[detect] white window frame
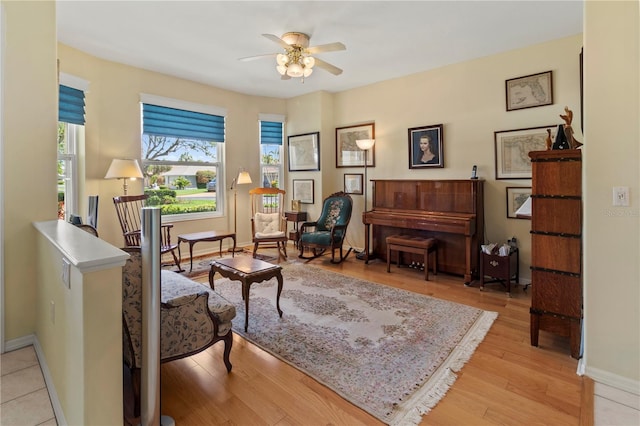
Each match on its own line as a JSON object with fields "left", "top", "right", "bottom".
{"left": 259, "top": 115, "right": 285, "bottom": 191}
{"left": 57, "top": 123, "right": 81, "bottom": 220}
{"left": 140, "top": 94, "right": 227, "bottom": 222}
{"left": 58, "top": 73, "right": 88, "bottom": 223}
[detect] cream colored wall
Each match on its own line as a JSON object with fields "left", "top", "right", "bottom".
{"left": 583, "top": 1, "right": 639, "bottom": 388}
{"left": 2, "top": 0, "right": 58, "bottom": 340}
{"left": 57, "top": 44, "right": 287, "bottom": 254}
{"left": 285, "top": 91, "right": 327, "bottom": 221}
{"left": 35, "top": 224, "right": 124, "bottom": 425}
{"left": 289, "top": 35, "right": 584, "bottom": 274}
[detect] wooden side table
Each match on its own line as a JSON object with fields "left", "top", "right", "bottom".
{"left": 479, "top": 248, "right": 520, "bottom": 296}
{"left": 178, "top": 231, "right": 236, "bottom": 272}
{"left": 209, "top": 257, "right": 283, "bottom": 332}
{"left": 284, "top": 211, "right": 307, "bottom": 248}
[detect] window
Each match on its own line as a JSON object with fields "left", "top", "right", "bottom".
{"left": 58, "top": 83, "right": 86, "bottom": 221}
{"left": 140, "top": 95, "right": 226, "bottom": 220}
{"left": 259, "top": 118, "right": 284, "bottom": 190}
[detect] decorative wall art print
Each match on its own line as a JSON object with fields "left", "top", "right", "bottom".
{"left": 288, "top": 132, "right": 320, "bottom": 172}
{"left": 335, "top": 123, "right": 375, "bottom": 168}
{"left": 344, "top": 173, "right": 363, "bottom": 195}
{"left": 292, "top": 179, "right": 314, "bottom": 204}
{"left": 408, "top": 124, "right": 444, "bottom": 169}
{"left": 505, "top": 70, "right": 553, "bottom": 111}
{"left": 506, "top": 187, "right": 532, "bottom": 219}
{"left": 494, "top": 125, "right": 557, "bottom": 179}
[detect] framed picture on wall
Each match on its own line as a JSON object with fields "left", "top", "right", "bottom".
{"left": 293, "top": 179, "right": 314, "bottom": 204}
{"left": 505, "top": 70, "right": 553, "bottom": 111}
{"left": 494, "top": 125, "right": 557, "bottom": 179}
{"left": 344, "top": 173, "right": 363, "bottom": 195}
{"left": 335, "top": 123, "right": 375, "bottom": 168}
{"left": 408, "top": 124, "right": 444, "bottom": 169}
{"left": 506, "top": 187, "right": 532, "bottom": 219}
{"left": 288, "top": 132, "right": 320, "bottom": 172}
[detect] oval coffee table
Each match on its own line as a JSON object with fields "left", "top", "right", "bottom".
{"left": 209, "top": 257, "right": 283, "bottom": 332}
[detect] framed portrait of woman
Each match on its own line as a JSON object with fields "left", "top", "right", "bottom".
{"left": 408, "top": 124, "right": 444, "bottom": 169}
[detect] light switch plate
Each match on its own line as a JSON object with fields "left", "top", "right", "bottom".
{"left": 613, "top": 186, "right": 630, "bottom": 206}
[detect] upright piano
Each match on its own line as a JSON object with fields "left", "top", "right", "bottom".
{"left": 363, "top": 179, "right": 484, "bottom": 284}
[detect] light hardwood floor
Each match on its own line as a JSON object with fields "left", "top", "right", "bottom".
{"left": 155, "top": 250, "right": 589, "bottom": 426}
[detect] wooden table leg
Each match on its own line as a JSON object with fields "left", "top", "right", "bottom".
{"left": 275, "top": 272, "right": 283, "bottom": 318}
{"left": 242, "top": 281, "right": 250, "bottom": 332}
{"left": 208, "top": 267, "right": 216, "bottom": 290}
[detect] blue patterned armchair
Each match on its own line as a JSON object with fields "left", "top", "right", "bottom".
{"left": 121, "top": 247, "right": 236, "bottom": 419}
{"left": 298, "top": 191, "right": 353, "bottom": 264}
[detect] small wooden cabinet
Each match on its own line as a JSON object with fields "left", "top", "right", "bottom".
{"left": 529, "top": 149, "right": 582, "bottom": 358}
{"left": 285, "top": 211, "right": 307, "bottom": 247}
{"left": 480, "top": 248, "right": 519, "bottom": 296}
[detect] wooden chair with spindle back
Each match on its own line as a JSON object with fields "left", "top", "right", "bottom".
{"left": 112, "top": 194, "right": 183, "bottom": 271}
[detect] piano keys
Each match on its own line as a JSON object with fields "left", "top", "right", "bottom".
{"left": 362, "top": 179, "right": 484, "bottom": 284}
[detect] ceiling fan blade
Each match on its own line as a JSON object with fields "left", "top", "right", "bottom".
{"left": 306, "top": 42, "right": 346, "bottom": 55}
{"left": 314, "top": 58, "right": 343, "bottom": 76}
{"left": 262, "top": 33, "right": 291, "bottom": 50}
{"left": 239, "top": 53, "right": 277, "bottom": 62}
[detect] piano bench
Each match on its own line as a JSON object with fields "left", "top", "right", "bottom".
{"left": 386, "top": 235, "right": 438, "bottom": 281}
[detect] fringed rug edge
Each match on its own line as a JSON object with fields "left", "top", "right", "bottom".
{"left": 388, "top": 310, "right": 499, "bottom": 426}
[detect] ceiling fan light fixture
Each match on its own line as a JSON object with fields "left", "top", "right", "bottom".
{"left": 303, "top": 67, "right": 313, "bottom": 77}
{"left": 287, "top": 62, "right": 303, "bottom": 77}
{"left": 276, "top": 53, "right": 289, "bottom": 66}
{"left": 276, "top": 64, "right": 287, "bottom": 75}
{"left": 303, "top": 56, "right": 315, "bottom": 68}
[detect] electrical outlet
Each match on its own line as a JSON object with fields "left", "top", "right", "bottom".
{"left": 613, "top": 186, "right": 630, "bottom": 206}
{"left": 62, "top": 258, "right": 71, "bottom": 288}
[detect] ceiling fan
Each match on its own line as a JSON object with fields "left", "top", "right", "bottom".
{"left": 240, "top": 32, "right": 346, "bottom": 80}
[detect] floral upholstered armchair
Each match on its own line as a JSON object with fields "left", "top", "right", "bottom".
{"left": 121, "top": 247, "right": 236, "bottom": 418}
{"left": 298, "top": 191, "right": 353, "bottom": 264}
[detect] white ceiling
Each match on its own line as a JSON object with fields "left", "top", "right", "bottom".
{"left": 56, "top": 1, "right": 583, "bottom": 100}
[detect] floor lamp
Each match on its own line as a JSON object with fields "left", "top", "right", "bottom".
{"left": 104, "top": 158, "right": 144, "bottom": 195}
{"left": 230, "top": 169, "right": 252, "bottom": 252}
{"left": 355, "top": 139, "right": 375, "bottom": 260}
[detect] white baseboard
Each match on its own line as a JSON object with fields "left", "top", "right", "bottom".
{"left": 586, "top": 365, "right": 640, "bottom": 396}
{"left": 32, "top": 338, "right": 67, "bottom": 426}
{"left": 4, "top": 334, "right": 35, "bottom": 352}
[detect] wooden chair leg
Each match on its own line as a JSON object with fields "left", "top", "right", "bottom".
{"left": 170, "top": 249, "right": 184, "bottom": 272}
{"left": 222, "top": 332, "right": 233, "bottom": 372}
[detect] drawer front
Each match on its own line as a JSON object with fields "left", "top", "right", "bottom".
{"left": 532, "top": 160, "right": 581, "bottom": 196}
{"left": 531, "top": 270, "right": 582, "bottom": 318}
{"left": 482, "top": 253, "right": 516, "bottom": 277}
{"left": 532, "top": 198, "right": 581, "bottom": 235}
{"left": 531, "top": 234, "right": 581, "bottom": 274}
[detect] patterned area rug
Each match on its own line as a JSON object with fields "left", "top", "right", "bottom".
{"left": 208, "top": 262, "right": 498, "bottom": 425}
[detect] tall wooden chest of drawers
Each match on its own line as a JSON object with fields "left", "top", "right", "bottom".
{"left": 529, "top": 149, "right": 582, "bottom": 358}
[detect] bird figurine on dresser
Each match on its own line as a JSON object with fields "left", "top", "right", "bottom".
{"left": 545, "top": 128, "right": 553, "bottom": 150}
{"left": 559, "top": 106, "right": 583, "bottom": 149}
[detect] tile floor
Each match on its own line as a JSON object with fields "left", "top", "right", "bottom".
{"left": 595, "top": 382, "right": 640, "bottom": 426}
{"left": 1, "top": 346, "right": 57, "bottom": 426}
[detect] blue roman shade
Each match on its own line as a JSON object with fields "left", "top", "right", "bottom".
{"left": 260, "top": 121, "right": 283, "bottom": 145}
{"left": 142, "top": 103, "right": 225, "bottom": 142}
{"left": 59, "top": 85, "right": 85, "bottom": 125}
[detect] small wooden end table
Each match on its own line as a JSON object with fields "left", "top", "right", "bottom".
{"left": 479, "top": 248, "right": 520, "bottom": 296}
{"left": 178, "top": 231, "right": 236, "bottom": 272}
{"left": 284, "top": 211, "right": 308, "bottom": 248}
{"left": 209, "top": 257, "right": 283, "bottom": 332}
